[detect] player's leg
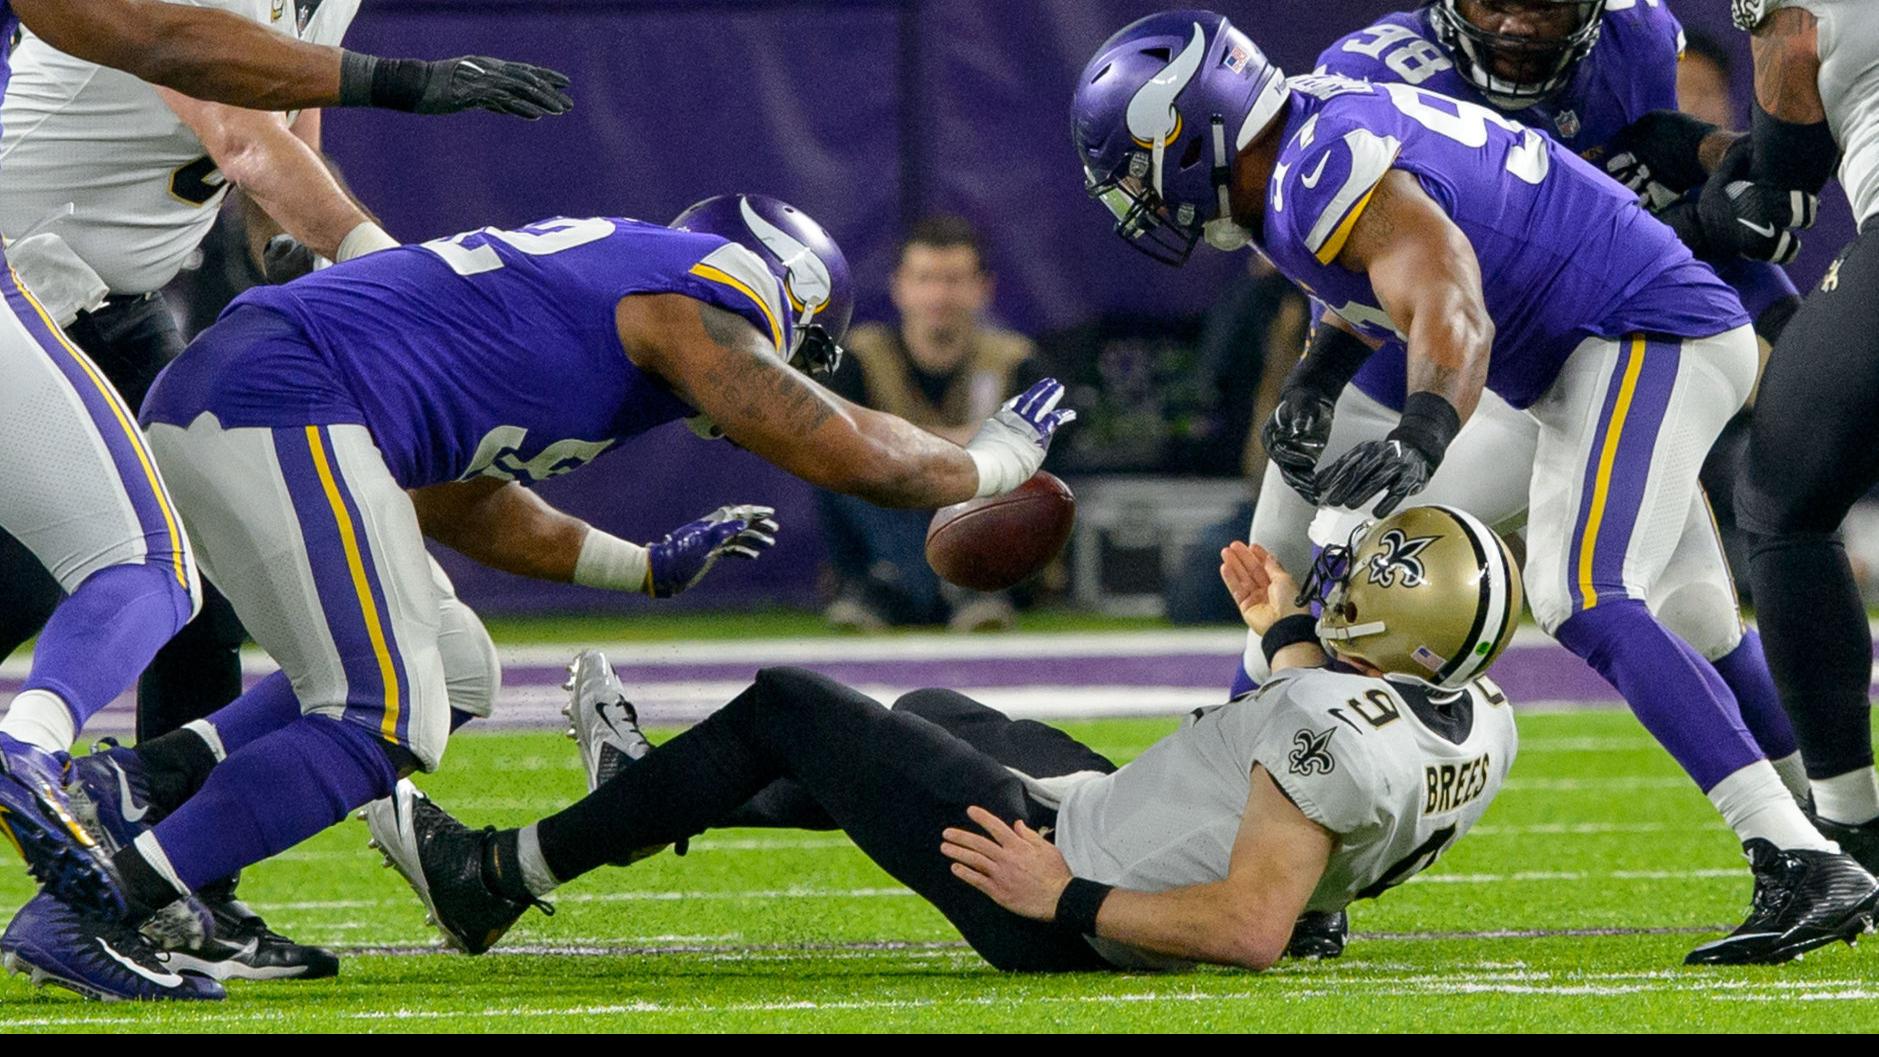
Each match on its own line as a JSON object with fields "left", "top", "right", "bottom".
{"left": 1737, "top": 223, "right": 1879, "bottom": 846}
{"left": 1650, "top": 492, "right": 1806, "bottom": 800}
{"left": 106, "top": 418, "right": 450, "bottom": 925}
{"left": 472, "top": 667, "right": 1104, "bottom": 970}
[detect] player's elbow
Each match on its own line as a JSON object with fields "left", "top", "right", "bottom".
{"left": 1217, "top": 907, "right": 1290, "bottom": 972}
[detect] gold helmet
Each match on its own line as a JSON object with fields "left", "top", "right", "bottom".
{"left": 1300, "top": 505, "right": 1523, "bottom": 692}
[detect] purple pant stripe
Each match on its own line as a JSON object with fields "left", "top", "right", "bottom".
{"left": 1567, "top": 343, "right": 1632, "bottom": 611}
{"left": 1587, "top": 336, "right": 1681, "bottom": 599}
{"left": 0, "top": 267, "right": 184, "bottom": 573}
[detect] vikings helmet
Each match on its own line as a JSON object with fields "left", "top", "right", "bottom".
{"left": 1071, "top": 10, "right": 1290, "bottom": 266}
{"left": 1427, "top": 0, "right": 1607, "bottom": 105}
{"left": 1300, "top": 506, "right": 1523, "bottom": 692}
{"left": 669, "top": 194, "right": 853, "bottom": 379}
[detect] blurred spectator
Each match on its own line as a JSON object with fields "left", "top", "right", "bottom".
{"left": 819, "top": 215, "right": 1036, "bottom": 631}
{"left": 1677, "top": 30, "right": 1737, "bottom": 129}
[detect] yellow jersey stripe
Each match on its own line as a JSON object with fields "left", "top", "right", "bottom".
{"left": 1313, "top": 182, "right": 1383, "bottom": 266}
{"left": 1576, "top": 335, "right": 1648, "bottom": 610}
{"left": 689, "top": 263, "right": 785, "bottom": 352}
{"left": 10, "top": 269, "right": 188, "bottom": 590}
{"left": 304, "top": 426, "right": 402, "bottom": 741}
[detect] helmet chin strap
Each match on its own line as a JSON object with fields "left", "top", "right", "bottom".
{"left": 1202, "top": 116, "right": 1253, "bottom": 251}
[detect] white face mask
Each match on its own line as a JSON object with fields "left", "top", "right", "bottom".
{"left": 1202, "top": 216, "right": 1254, "bottom": 252}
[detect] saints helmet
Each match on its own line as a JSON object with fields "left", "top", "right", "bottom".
{"left": 1300, "top": 505, "right": 1523, "bottom": 692}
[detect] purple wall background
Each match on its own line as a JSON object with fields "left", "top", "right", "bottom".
{"left": 320, "top": 0, "right": 1852, "bottom": 614}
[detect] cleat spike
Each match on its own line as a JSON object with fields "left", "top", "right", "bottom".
{"left": 367, "top": 839, "right": 380, "bottom": 851}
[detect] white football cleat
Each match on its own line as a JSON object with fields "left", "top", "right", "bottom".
{"left": 562, "top": 649, "right": 652, "bottom": 793}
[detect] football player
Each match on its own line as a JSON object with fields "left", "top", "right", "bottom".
{"left": 1238, "top": 0, "right": 1807, "bottom": 825}
{"left": 0, "top": 0, "right": 417, "bottom": 985}
{"left": 0, "top": 195, "right": 1075, "bottom": 1000}
{"left": 1071, "top": 11, "right": 1877, "bottom": 964}
{"left": 364, "top": 506, "right": 1522, "bottom": 973}
{"left": 1609, "top": 1, "right": 1879, "bottom": 872}
{"left": 0, "top": 0, "right": 570, "bottom": 1001}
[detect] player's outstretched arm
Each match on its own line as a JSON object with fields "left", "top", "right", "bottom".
{"left": 410, "top": 478, "right": 778, "bottom": 598}
{"left": 1314, "top": 170, "right": 1491, "bottom": 516}
{"left": 1219, "top": 541, "right": 1327, "bottom": 673}
{"left": 943, "top": 768, "right": 1333, "bottom": 971}
{"left": 621, "top": 295, "right": 1072, "bottom": 509}
{"left": 14, "top": 0, "right": 572, "bottom": 117}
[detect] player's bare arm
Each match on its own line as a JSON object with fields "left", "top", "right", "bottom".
{"left": 1336, "top": 170, "right": 1492, "bottom": 424}
{"left": 1750, "top": 8, "right": 1826, "bottom": 126}
{"left": 13, "top": 0, "right": 571, "bottom": 117}
{"left": 1220, "top": 540, "right": 1327, "bottom": 673}
{"left": 621, "top": 295, "right": 981, "bottom": 508}
{"left": 944, "top": 769, "right": 1334, "bottom": 971}
{"left": 160, "top": 91, "right": 383, "bottom": 263}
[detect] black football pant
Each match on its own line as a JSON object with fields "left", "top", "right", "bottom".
{"left": 0, "top": 293, "right": 248, "bottom": 744}
{"left": 1738, "top": 217, "right": 1879, "bottom": 783}
{"left": 535, "top": 667, "right": 1111, "bottom": 971}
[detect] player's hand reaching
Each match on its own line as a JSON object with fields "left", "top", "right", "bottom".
{"left": 1315, "top": 438, "right": 1434, "bottom": 517}
{"left": 941, "top": 806, "right": 1071, "bottom": 923}
{"left": 417, "top": 56, "right": 573, "bottom": 118}
{"left": 964, "top": 378, "right": 1078, "bottom": 498}
{"left": 1219, "top": 541, "right": 1307, "bottom": 636}
{"left": 644, "top": 504, "right": 779, "bottom": 599}
{"left": 1261, "top": 388, "right": 1336, "bottom": 504}
{"left": 1605, "top": 110, "right": 1720, "bottom": 212}
{"left": 1696, "top": 138, "right": 1819, "bottom": 265}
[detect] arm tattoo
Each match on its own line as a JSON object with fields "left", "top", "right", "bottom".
{"left": 1751, "top": 9, "right": 1826, "bottom": 123}
{"left": 694, "top": 302, "right": 835, "bottom": 439}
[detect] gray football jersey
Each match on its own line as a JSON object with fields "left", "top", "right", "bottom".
{"left": 1054, "top": 668, "right": 1517, "bottom": 970}
{"left": 0, "top": 0, "right": 360, "bottom": 294}
{"left": 1768, "top": 0, "right": 1879, "bottom": 224}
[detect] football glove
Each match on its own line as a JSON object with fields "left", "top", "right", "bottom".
{"left": 1262, "top": 388, "right": 1336, "bottom": 504}
{"left": 1315, "top": 438, "right": 1435, "bottom": 517}
{"left": 965, "top": 378, "right": 1077, "bottom": 498}
{"left": 1697, "top": 138, "right": 1819, "bottom": 265}
{"left": 645, "top": 504, "right": 779, "bottom": 599}
{"left": 1605, "top": 110, "right": 1719, "bottom": 212}
{"left": 340, "top": 52, "right": 573, "bottom": 119}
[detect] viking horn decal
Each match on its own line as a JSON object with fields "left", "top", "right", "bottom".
{"left": 1125, "top": 23, "right": 1207, "bottom": 150}
{"left": 739, "top": 197, "right": 831, "bottom": 318}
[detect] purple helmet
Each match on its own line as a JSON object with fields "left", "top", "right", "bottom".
{"left": 669, "top": 193, "right": 853, "bottom": 378}
{"left": 1072, "top": 11, "right": 1290, "bottom": 266}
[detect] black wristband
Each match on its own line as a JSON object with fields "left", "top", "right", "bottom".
{"left": 1054, "top": 877, "right": 1114, "bottom": 936}
{"left": 1286, "top": 321, "right": 1376, "bottom": 399}
{"left": 337, "top": 50, "right": 432, "bottom": 112}
{"left": 1390, "top": 391, "right": 1461, "bottom": 465}
{"left": 1261, "top": 612, "right": 1321, "bottom": 668}
{"left": 337, "top": 50, "right": 377, "bottom": 108}
{"left": 1750, "top": 104, "right": 1839, "bottom": 195}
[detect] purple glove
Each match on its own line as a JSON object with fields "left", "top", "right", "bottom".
{"left": 965, "top": 377, "right": 1078, "bottom": 497}
{"left": 645, "top": 504, "right": 779, "bottom": 598}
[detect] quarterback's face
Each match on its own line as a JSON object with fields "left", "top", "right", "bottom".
{"left": 892, "top": 244, "right": 992, "bottom": 346}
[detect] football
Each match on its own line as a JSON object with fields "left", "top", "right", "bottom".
{"left": 924, "top": 471, "right": 1076, "bottom": 592}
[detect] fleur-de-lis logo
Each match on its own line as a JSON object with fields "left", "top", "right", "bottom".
{"left": 1823, "top": 258, "right": 1843, "bottom": 294}
{"left": 1288, "top": 728, "right": 1337, "bottom": 776}
{"left": 1364, "top": 529, "right": 1438, "bottom": 588}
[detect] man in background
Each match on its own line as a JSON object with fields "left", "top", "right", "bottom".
{"left": 820, "top": 216, "right": 1036, "bottom": 632}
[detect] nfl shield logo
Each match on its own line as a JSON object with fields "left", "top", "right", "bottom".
{"left": 1555, "top": 109, "right": 1581, "bottom": 138}
{"left": 1223, "top": 45, "right": 1251, "bottom": 75}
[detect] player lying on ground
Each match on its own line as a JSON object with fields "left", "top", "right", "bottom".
{"left": 362, "top": 507, "right": 1522, "bottom": 972}
{"left": 0, "top": 194, "right": 1075, "bottom": 1001}
{"left": 1072, "top": 10, "right": 1878, "bottom": 965}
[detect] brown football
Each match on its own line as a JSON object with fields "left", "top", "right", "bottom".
{"left": 925, "top": 471, "right": 1076, "bottom": 592}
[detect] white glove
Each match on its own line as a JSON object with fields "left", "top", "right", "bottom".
{"left": 964, "top": 377, "right": 1077, "bottom": 498}
{"left": 7, "top": 232, "right": 108, "bottom": 327}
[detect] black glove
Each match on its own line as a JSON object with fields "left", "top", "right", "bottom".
{"left": 1696, "top": 138, "right": 1818, "bottom": 264}
{"left": 262, "top": 234, "right": 326, "bottom": 284}
{"left": 1261, "top": 388, "right": 1336, "bottom": 504}
{"left": 1605, "top": 110, "right": 1719, "bottom": 211}
{"left": 339, "top": 51, "right": 573, "bottom": 119}
{"left": 1314, "top": 392, "right": 1459, "bottom": 516}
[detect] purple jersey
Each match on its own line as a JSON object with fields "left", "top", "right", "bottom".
{"left": 143, "top": 217, "right": 796, "bottom": 488}
{"left": 1259, "top": 75, "right": 1748, "bottom": 410}
{"left": 1315, "top": 2, "right": 1794, "bottom": 409}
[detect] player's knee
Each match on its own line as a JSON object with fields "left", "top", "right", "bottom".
{"left": 892, "top": 688, "right": 978, "bottom": 723}
{"left": 1653, "top": 580, "right": 1742, "bottom": 661}
{"left": 1525, "top": 576, "right": 1574, "bottom": 635}
{"left": 437, "top": 597, "right": 501, "bottom": 722}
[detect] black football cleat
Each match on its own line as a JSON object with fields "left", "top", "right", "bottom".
{"left": 362, "top": 779, "right": 549, "bottom": 954}
{"left": 1685, "top": 838, "right": 1879, "bottom": 965}
{"left": 1810, "top": 814, "right": 1879, "bottom": 877}
{"left": 1285, "top": 909, "right": 1348, "bottom": 960}
{"left": 164, "top": 895, "right": 340, "bottom": 981}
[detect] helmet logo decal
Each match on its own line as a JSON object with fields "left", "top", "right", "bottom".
{"left": 1364, "top": 530, "right": 1439, "bottom": 588}
{"left": 738, "top": 197, "right": 831, "bottom": 320}
{"left": 1125, "top": 22, "right": 1207, "bottom": 150}
{"left": 1287, "top": 728, "right": 1338, "bottom": 776}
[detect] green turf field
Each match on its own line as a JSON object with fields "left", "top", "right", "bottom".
{"left": 2, "top": 709, "right": 1875, "bottom": 1032}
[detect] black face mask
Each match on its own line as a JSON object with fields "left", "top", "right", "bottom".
{"left": 1428, "top": 0, "right": 1606, "bottom": 104}
{"left": 792, "top": 324, "right": 844, "bottom": 380}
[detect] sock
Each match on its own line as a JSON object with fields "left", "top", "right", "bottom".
{"left": 1811, "top": 768, "right": 1879, "bottom": 827}
{"left": 1710, "top": 631, "right": 1800, "bottom": 762}
{"left": 195, "top": 671, "right": 301, "bottom": 757}
{"left": 1746, "top": 534, "right": 1875, "bottom": 779}
{"left": 21, "top": 563, "right": 193, "bottom": 729}
{"left": 1769, "top": 752, "right": 1811, "bottom": 804}
{"left": 117, "top": 830, "right": 191, "bottom": 919}
{"left": 131, "top": 723, "right": 223, "bottom": 816}
{"left": 1709, "top": 761, "right": 1838, "bottom": 852}
{"left": 1555, "top": 600, "right": 1762, "bottom": 791}
{"left": 118, "top": 715, "right": 396, "bottom": 895}
{"left": 450, "top": 708, "right": 476, "bottom": 733}
{"left": 0, "top": 689, "right": 76, "bottom": 754}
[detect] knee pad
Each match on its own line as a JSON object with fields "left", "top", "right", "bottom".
{"left": 437, "top": 596, "right": 500, "bottom": 721}
{"left": 1652, "top": 579, "right": 1743, "bottom": 661}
